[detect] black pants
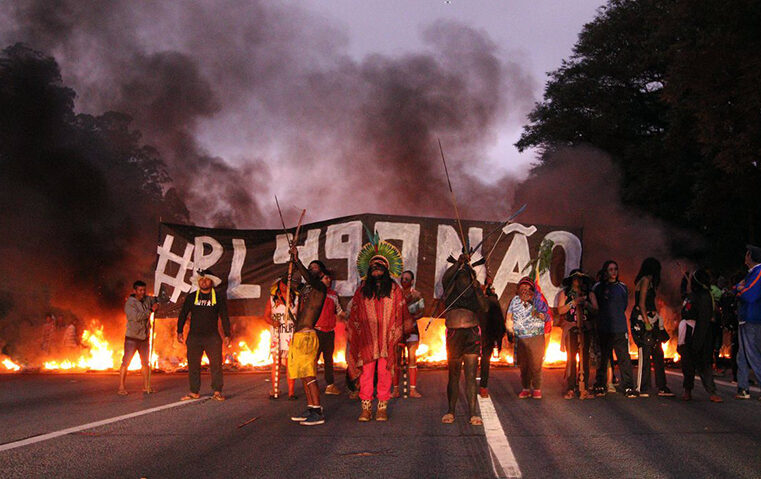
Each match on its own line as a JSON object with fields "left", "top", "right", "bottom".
{"left": 679, "top": 324, "right": 717, "bottom": 394}
{"left": 316, "top": 329, "right": 335, "bottom": 385}
{"left": 636, "top": 341, "right": 666, "bottom": 393}
{"left": 187, "top": 334, "right": 223, "bottom": 393}
{"left": 595, "top": 332, "right": 634, "bottom": 390}
{"left": 480, "top": 340, "right": 494, "bottom": 388}
{"left": 679, "top": 344, "right": 717, "bottom": 394}
{"left": 711, "top": 322, "right": 723, "bottom": 366}
{"left": 730, "top": 329, "right": 739, "bottom": 381}
{"left": 565, "top": 328, "right": 592, "bottom": 391}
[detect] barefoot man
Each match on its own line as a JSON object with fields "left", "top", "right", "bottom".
{"left": 440, "top": 255, "right": 488, "bottom": 426}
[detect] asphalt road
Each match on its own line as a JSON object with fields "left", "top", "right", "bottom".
{"left": 1, "top": 367, "right": 760, "bottom": 479}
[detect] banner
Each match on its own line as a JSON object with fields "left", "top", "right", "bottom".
{"left": 154, "top": 213, "right": 582, "bottom": 317}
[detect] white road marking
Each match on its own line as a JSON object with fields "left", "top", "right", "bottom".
{"left": 664, "top": 369, "right": 761, "bottom": 393}
{"left": 0, "top": 398, "right": 203, "bottom": 452}
{"left": 478, "top": 395, "right": 522, "bottom": 478}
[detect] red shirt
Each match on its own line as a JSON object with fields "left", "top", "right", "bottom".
{"left": 315, "top": 289, "right": 342, "bottom": 332}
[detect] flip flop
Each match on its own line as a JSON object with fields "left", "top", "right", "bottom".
{"left": 441, "top": 413, "right": 455, "bottom": 424}
{"left": 181, "top": 393, "right": 200, "bottom": 401}
{"left": 212, "top": 392, "right": 226, "bottom": 401}
{"left": 469, "top": 416, "right": 483, "bottom": 426}
{"left": 117, "top": 389, "right": 128, "bottom": 396}
{"left": 142, "top": 388, "right": 155, "bottom": 394}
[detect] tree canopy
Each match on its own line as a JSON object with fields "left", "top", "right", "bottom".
{"left": 517, "top": 0, "right": 761, "bottom": 271}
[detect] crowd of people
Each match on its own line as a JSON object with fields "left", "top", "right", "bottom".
{"left": 117, "top": 242, "right": 761, "bottom": 426}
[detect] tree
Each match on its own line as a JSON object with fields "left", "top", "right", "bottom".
{"left": 516, "top": 0, "right": 761, "bottom": 271}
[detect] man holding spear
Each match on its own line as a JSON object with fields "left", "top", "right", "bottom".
{"left": 118, "top": 280, "right": 159, "bottom": 395}
{"left": 286, "top": 244, "right": 328, "bottom": 426}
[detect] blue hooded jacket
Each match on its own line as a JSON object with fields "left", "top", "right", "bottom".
{"left": 738, "top": 264, "right": 761, "bottom": 324}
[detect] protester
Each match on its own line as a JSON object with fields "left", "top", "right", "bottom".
{"left": 593, "top": 260, "right": 638, "bottom": 398}
{"left": 41, "top": 313, "right": 55, "bottom": 354}
{"left": 287, "top": 248, "right": 328, "bottom": 425}
{"left": 479, "top": 275, "right": 505, "bottom": 398}
{"left": 557, "top": 269, "right": 597, "bottom": 399}
{"left": 440, "top": 254, "right": 488, "bottom": 424}
{"left": 630, "top": 258, "right": 674, "bottom": 397}
{"left": 63, "top": 318, "right": 79, "bottom": 350}
{"left": 265, "top": 275, "right": 298, "bottom": 400}
{"left": 393, "top": 270, "right": 424, "bottom": 398}
{"left": 721, "top": 274, "right": 742, "bottom": 382}
{"left": 347, "top": 240, "right": 406, "bottom": 422}
{"left": 506, "top": 276, "right": 550, "bottom": 400}
{"left": 118, "top": 280, "right": 159, "bottom": 396}
{"left": 678, "top": 269, "right": 723, "bottom": 402}
{"left": 177, "top": 269, "right": 231, "bottom": 401}
{"left": 735, "top": 245, "right": 761, "bottom": 399}
{"left": 710, "top": 275, "right": 725, "bottom": 371}
{"left": 315, "top": 271, "right": 344, "bottom": 396}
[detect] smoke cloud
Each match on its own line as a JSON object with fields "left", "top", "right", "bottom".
{"left": 0, "top": 1, "right": 691, "bottom": 361}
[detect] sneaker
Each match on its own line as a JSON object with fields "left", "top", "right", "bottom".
{"left": 325, "top": 384, "right": 341, "bottom": 395}
{"left": 638, "top": 390, "right": 650, "bottom": 398}
{"left": 291, "top": 408, "right": 310, "bottom": 422}
{"left": 299, "top": 408, "right": 325, "bottom": 426}
{"left": 658, "top": 387, "right": 676, "bottom": 397}
{"left": 607, "top": 383, "right": 617, "bottom": 393}
{"left": 532, "top": 389, "right": 542, "bottom": 399}
{"left": 735, "top": 389, "right": 751, "bottom": 399}
{"left": 518, "top": 389, "right": 531, "bottom": 399}
{"left": 625, "top": 388, "right": 639, "bottom": 398}
{"left": 594, "top": 385, "right": 607, "bottom": 397}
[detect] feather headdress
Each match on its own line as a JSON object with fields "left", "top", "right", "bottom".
{"left": 357, "top": 224, "right": 404, "bottom": 279}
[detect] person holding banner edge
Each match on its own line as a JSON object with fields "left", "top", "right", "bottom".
{"left": 177, "top": 269, "right": 231, "bottom": 401}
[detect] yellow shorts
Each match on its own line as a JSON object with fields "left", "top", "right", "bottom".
{"left": 287, "top": 330, "right": 319, "bottom": 379}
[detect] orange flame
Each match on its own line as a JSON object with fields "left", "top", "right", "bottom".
{"left": 1, "top": 355, "right": 21, "bottom": 372}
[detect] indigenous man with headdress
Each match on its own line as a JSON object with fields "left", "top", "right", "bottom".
{"left": 286, "top": 245, "right": 328, "bottom": 426}
{"left": 265, "top": 275, "right": 299, "bottom": 400}
{"left": 348, "top": 235, "right": 407, "bottom": 422}
{"left": 440, "top": 253, "right": 489, "bottom": 425}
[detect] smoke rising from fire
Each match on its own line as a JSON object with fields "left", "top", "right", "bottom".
{"left": 0, "top": 1, "right": 689, "bottom": 363}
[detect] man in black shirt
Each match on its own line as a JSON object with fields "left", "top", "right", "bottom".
{"left": 177, "top": 269, "right": 231, "bottom": 401}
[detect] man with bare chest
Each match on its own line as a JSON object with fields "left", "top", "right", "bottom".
{"left": 287, "top": 246, "right": 328, "bottom": 426}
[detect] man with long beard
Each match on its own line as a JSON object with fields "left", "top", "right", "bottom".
{"left": 440, "top": 254, "right": 488, "bottom": 425}
{"left": 347, "top": 239, "right": 407, "bottom": 422}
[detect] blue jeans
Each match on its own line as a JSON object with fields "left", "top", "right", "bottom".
{"left": 737, "top": 323, "right": 761, "bottom": 390}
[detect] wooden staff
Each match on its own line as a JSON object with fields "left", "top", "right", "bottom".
{"left": 274, "top": 196, "right": 306, "bottom": 398}
{"left": 438, "top": 138, "right": 469, "bottom": 253}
